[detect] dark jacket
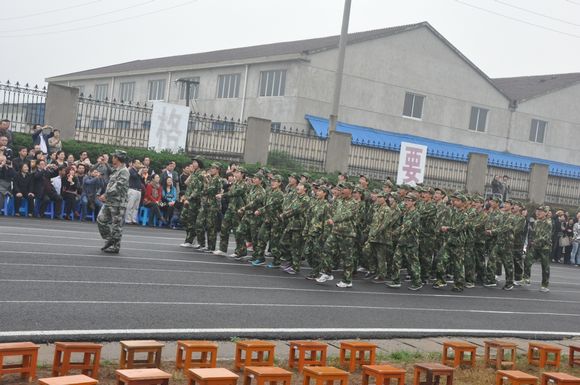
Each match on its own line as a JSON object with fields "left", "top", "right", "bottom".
{"left": 13, "top": 172, "right": 34, "bottom": 195}
{"left": 31, "top": 128, "right": 54, "bottom": 151}
{"left": 32, "top": 167, "right": 59, "bottom": 198}
{"left": 82, "top": 175, "right": 106, "bottom": 200}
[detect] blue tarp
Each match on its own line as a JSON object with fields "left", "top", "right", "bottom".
{"left": 305, "top": 115, "right": 580, "bottom": 179}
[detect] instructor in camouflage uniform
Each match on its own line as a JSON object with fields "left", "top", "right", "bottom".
{"left": 97, "top": 150, "right": 130, "bottom": 254}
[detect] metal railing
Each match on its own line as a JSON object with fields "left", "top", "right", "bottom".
{"left": 0, "top": 81, "right": 47, "bottom": 132}
{"left": 268, "top": 126, "right": 327, "bottom": 171}
{"left": 545, "top": 175, "right": 580, "bottom": 207}
{"left": 186, "top": 113, "right": 247, "bottom": 161}
{"left": 485, "top": 166, "right": 531, "bottom": 201}
{"left": 423, "top": 157, "right": 468, "bottom": 191}
{"left": 348, "top": 143, "right": 399, "bottom": 180}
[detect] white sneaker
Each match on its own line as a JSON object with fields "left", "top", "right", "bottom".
{"left": 213, "top": 250, "right": 227, "bottom": 256}
{"left": 228, "top": 253, "right": 238, "bottom": 258}
{"left": 192, "top": 244, "right": 202, "bottom": 249}
{"left": 356, "top": 267, "right": 368, "bottom": 273}
{"left": 540, "top": 286, "right": 550, "bottom": 293}
{"left": 336, "top": 281, "right": 353, "bottom": 288}
{"left": 513, "top": 280, "right": 522, "bottom": 286}
{"left": 315, "top": 273, "right": 334, "bottom": 283}
{"left": 199, "top": 246, "right": 209, "bottom": 251}
{"left": 180, "top": 242, "right": 193, "bottom": 248}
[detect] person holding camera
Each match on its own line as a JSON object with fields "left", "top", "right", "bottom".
{"left": 33, "top": 160, "right": 62, "bottom": 218}
{"left": 0, "top": 136, "right": 13, "bottom": 161}
{"left": 61, "top": 166, "right": 81, "bottom": 220}
{"left": 31, "top": 124, "right": 54, "bottom": 155}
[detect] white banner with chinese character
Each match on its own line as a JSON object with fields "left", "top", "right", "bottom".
{"left": 396, "top": 142, "right": 428, "bottom": 186}
{"left": 149, "top": 102, "right": 189, "bottom": 152}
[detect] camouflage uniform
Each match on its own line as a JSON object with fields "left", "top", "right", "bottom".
{"left": 195, "top": 173, "right": 222, "bottom": 251}
{"left": 417, "top": 200, "right": 438, "bottom": 282}
{"left": 438, "top": 203, "right": 467, "bottom": 289}
{"left": 485, "top": 209, "right": 515, "bottom": 286}
{"left": 236, "top": 181, "right": 266, "bottom": 257}
{"left": 362, "top": 197, "right": 393, "bottom": 280}
{"left": 524, "top": 211, "right": 552, "bottom": 287}
{"left": 303, "top": 195, "right": 330, "bottom": 276}
{"left": 97, "top": 160, "right": 129, "bottom": 252}
{"left": 253, "top": 183, "right": 285, "bottom": 265}
{"left": 512, "top": 212, "right": 527, "bottom": 281}
{"left": 392, "top": 201, "right": 422, "bottom": 287}
{"left": 280, "top": 190, "right": 310, "bottom": 271}
{"left": 278, "top": 183, "right": 298, "bottom": 263}
{"left": 218, "top": 179, "right": 247, "bottom": 253}
{"left": 180, "top": 169, "right": 203, "bottom": 244}
{"left": 468, "top": 207, "right": 488, "bottom": 285}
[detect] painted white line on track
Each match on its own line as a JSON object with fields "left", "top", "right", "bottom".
{"left": 0, "top": 233, "right": 181, "bottom": 246}
{"left": 0, "top": 328, "right": 578, "bottom": 338}
{"left": 1, "top": 278, "right": 578, "bottom": 304}
{"left": 0, "top": 225, "right": 182, "bottom": 240}
{"left": 0, "top": 299, "right": 578, "bottom": 318}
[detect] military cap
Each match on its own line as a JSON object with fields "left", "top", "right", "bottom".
{"left": 191, "top": 156, "right": 205, "bottom": 168}
{"left": 318, "top": 177, "right": 329, "bottom": 184}
{"left": 319, "top": 185, "right": 330, "bottom": 195}
{"left": 359, "top": 174, "right": 369, "bottom": 181}
{"left": 472, "top": 195, "right": 484, "bottom": 203}
{"left": 289, "top": 172, "right": 299, "bottom": 180}
{"left": 383, "top": 179, "right": 395, "bottom": 187}
{"left": 252, "top": 173, "right": 264, "bottom": 181}
{"left": 404, "top": 192, "right": 419, "bottom": 201}
{"left": 110, "top": 150, "right": 127, "bottom": 161}
{"left": 504, "top": 198, "right": 514, "bottom": 205}
{"left": 271, "top": 174, "right": 284, "bottom": 183}
{"left": 377, "top": 191, "right": 389, "bottom": 198}
{"left": 300, "top": 172, "right": 311, "bottom": 180}
{"left": 450, "top": 192, "right": 467, "bottom": 202}
{"left": 236, "top": 166, "right": 247, "bottom": 174}
{"left": 399, "top": 183, "right": 413, "bottom": 190}
{"left": 210, "top": 162, "right": 221, "bottom": 169}
{"left": 433, "top": 187, "right": 446, "bottom": 195}
{"left": 338, "top": 182, "right": 354, "bottom": 190}
{"left": 372, "top": 188, "right": 381, "bottom": 194}
{"left": 536, "top": 205, "right": 550, "bottom": 212}
{"left": 353, "top": 186, "right": 364, "bottom": 194}
{"left": 423, "top": 186, "right": 435, "bottom": 194}
{"left": 260, "top": 167, "right": 271, "bottom": 174}
{"left": 415, "top": 185, "right": 425, "bottom": 193}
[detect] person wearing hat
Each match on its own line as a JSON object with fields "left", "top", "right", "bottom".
{"left": 195, "top": 162, "right": 222, "bottom": 252}
{"left": 417, "top": 185, "right": 438, "bottom": 285}
{"left": 279, "top": 182, "right": 310, "bottom": 274}
{"left": 387, "top": 192, "right": 423, "bottom": 290}
{"left": 278, "top": 173, "right": 300, "bottom": 264}
{"left": 179, "top": 156, "right": 205, "bottom": 248}
{"left": 509, "top": 201, "right": 527, "bottom": 284}
{"left": 338, "top": 172, "right": 348, "bottom": 183}
{"left": 237, "top": 173, "right": 267, "bottom": 262}
{"left": 303, "top": 184, "right": 331, "bottom": 279}
{"left": 523, "top": 206, "right": 552, "bottom": 292}
{"left": 214, "top": 167, "right": 248, "bottom": 257}
{"left": 251, "top": 175, "right": 285, "bottom": 267}
{"left": 316, "top": 181, "right": 358, "bottom": 288}
{"left": 96, "top": 150, "right": 130, "bottom": 253}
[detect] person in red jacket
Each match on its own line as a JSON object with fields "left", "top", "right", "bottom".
{"left": 143, "top": 174, "right": 165, "bottom": 226}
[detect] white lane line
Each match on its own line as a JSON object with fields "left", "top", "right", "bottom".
{"left": 0, "top": 225, "right": 182, "bottom": 240}
{"left": 0, "top": 328, "right": 578, "bottom": 338}
{"left": 0, "top": 262, "right": 299, "bottom": 281}
{"left": 1, "top": 278, "right": 578, "bottom": 304}
{"left": 0, "top": 300, "right": 578, "bottom": 318}
{"left": 0, "top": 233, "right": 179, "bottom": 246}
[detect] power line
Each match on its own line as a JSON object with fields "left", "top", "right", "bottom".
{"left": 453, "top": 0, "right": 580, "bottom": 39}
{"left": 0, "top": 0, "right": 160, "bottom": 33}
{"left": 0, "top": 0, "right": 197, "bottom": 38}
{"left": 492, "top": 0, "right": 580, "bottom": 27}
{"left": 0, "top": 0, "right": 103, "bottom": 21}
{"left": 564, "top": 0, "right": 580, "bottom": 6}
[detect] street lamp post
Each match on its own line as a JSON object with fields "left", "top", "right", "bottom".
{"left": 175, "top": 78, "right": 199, "bottom": 107}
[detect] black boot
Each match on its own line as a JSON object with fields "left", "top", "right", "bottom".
{"left": 103, "top": 241, "right": 120, "bottom": 254}
{"left": 101, "top": 239, "right": 115, "bottom": 251}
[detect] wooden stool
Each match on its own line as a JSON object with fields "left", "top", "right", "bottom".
{"left": 339, "top": 341, "right": 377, "bottom": 372}
{"left": 484, "top": 340, "right": 517, "bottom": 369}
{"left": 569, "top": 344, "right": 580, "bottom": 367}
{"left": 527, "top": 343, "right": 561, "bottom": 369}
{"left": 541, "top": 372, "right": 580, "bottom": 385}
{"left": 243, "top": 366, "right": 292, "bottom": 385}
{"left": 288, "top": 341, "right": 327, "bottom": 373}
{"left": 176, "top": 341, "right": 218, "bottom": 370}
{"left": 442, "top": 341, "right": 477, "bottom": 368}
{"left": 187, "top": 368, "right": 239, "bottom": 385}
{"left": 116, "top": 368, "right": 171, "bottom": 385}
{"left": 303, "top": 366, "right": 349, "bottom": 385}
{"left": 52, "top": 342, "right": 103, "bottom": 377}
{"left": 0, "top": 341, "right": 40, "bottom": 383}
{"left": 119, "top": 340, "right": 165, "bottom": 369}
{"left": 413, "top": 363, "right": 454, "bottom": 385}
{"left": 362, "top": 364, "right": 406, "bottom": 385}
{"left": 39, "top": 374, "right": 98, "bottom": 385}
{"left": 496, "top": 370, "right": 538, "bottom": 385}
{"left": 234, "top": 340, "right": 276, "bottom": 371}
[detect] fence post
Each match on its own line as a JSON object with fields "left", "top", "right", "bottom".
{"left": 244, "top": 117, "right": 271, "bottom": 165}
{"left": 45, "top": 84, "right": 79, "bottom": 140}
{"left": 466, "top": 152, "right": 488, "bottom": 194}
{"left": 325, "top": 131, "right": 351, "bottom": 173}
{"left": 528, "top": 163, "right": 549, "bottom": 204}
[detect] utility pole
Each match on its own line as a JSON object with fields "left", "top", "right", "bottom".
{"left": 328, "top": 0, "right": 352, "bottom": 134}
{"left": 175, "top": 78, "right": 199, "bottom": 107}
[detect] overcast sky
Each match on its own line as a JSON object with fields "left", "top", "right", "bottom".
{"left": 1, "top": 0, "right": 579, "bottom": 87}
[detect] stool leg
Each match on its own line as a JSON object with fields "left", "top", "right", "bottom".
{"left": 52, "top": 348, "right": 62, "bottom": 376}
{"left": 484, "top": 345, "right": 490, "bottom": 368}
{"left": 321, "top": 348, "right": 327, "bottom": 366}
{"left": 61, "top": 350, "right": 71, "bottom": 376}
{"left": 235, "top": 347, "right": 242, "bottom": 370}
{"left": 362, "top": 372, "right": 370, "bottom": 385}
{"left": 93, "top": 348, "right": 101, "bottom": 378}
{"left": 539, "top": 351, "right": 546, "bottom": 369}
{"left": 442, "top": 346, "right": 449, "bottom": 365}
{"left": 339, "top": 348, "right": 346, "bottom": 367}
{"left": 350, "top": 352, "right": 356, "bottom": 372}
{"left": 370, "top": 348, "right": 376, "bottom": 365}
{"left": 120, "top": 348, "right": 127, "bottom": 369}
{"left": 82, "top": 352, "right": 91, "bottom": 375}
{"left": 176, "top": 346, "right": 183, "bottom": 370}
{"left": 155, "top": 348, "right": 162, "bottom": 368}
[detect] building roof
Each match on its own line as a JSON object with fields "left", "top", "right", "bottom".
{"left": 48, "top": 23, "right": 425, "bottom": 80}
{"left": 492, "top": 72, "right": 580, "bottom": 102}
{"left": 306, "top": 115, "right": 580, "bottom": 179}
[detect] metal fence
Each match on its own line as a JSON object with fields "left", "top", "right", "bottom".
{"left": 348, "top": 143, "right": 399, "bottom": 180}
{"left": 423, "top": 157, "right": 468, "bottom": 191}
{"left": 0, "top": 81, "right": 47, "bottom": 132}
{"left": 545, "top": 175, "right": 580, "bottom": 207}
{"left": 485, "top": 166, "right": 531, "bottom": 201}
{"left": 186, "top": 113, "right": 247, "bottom": 161}
{"left": 268, "top": 126, "right": 327, "bottom": 171}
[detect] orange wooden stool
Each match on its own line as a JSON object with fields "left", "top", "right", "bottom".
{"left": 234, "top": 340, "right": 276, "bottom": 371}
{"left": 176, "top": 341, "right": 218, "bottom": 370}
{"left": 413, "top": 363, "right": 454, "bottom": 385}
{"left": 119, "top": 340, "right": 165, "bottom": 369}
{"left": 288, "top": 341, "right": 327, "bottom": 373}
{"left": 484, "top": 340, "right": 517, "bottom": 369}
{"left": 243, "top": 366, "right": 292, "bottom": 385}
{"left": 570, "top": 344, "right": 580, "bottom": 367}
{"left": 362, "top": 364, "right": 406, "bottom": 385}
{"left": 39, "top": 374, "right": 98, "bottom": 385}
{"left": 339, "top": 341, "right": 377, "bottom": 372}
{"left": 527, "top": 342, "right": 561, "bottom": 369}
{"left": 496, "top": 370, "right": 538, "bottom": 385}
{"left": 116, "top": 368, "right": 171, "bottom": 385}
{"left": 0, "top": 341, "right": 40, "bottom": 383}
{"left": 303, "top": 366, "right": 349, "bottom": 385}
{"left": 541, "top": 372, "right": 580, "bottom": 385}
{"left": 442, "top": 341, "right": 477, "bottom": 368}
{"left": 52, "top": 342, "right": 103, "bottom": 377}
{"left": 187, "top": 368, "right": 239, "bottom": 385}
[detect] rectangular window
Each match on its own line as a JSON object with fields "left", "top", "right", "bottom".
{"left": 402, "top": 92, "right": 424, "bottom": 119}
{"left": 148, "top": 79, "right": 166, "bottom": 101}
{"left": 94, "top": 84, "right": 109, "bottom": 101}
{"left": 216, "top": 73, "right": 241, "bottom": 98}
{"left": 178, "top": 77, "right": 200, "bottom": 100}
{"left": 115, "top": 120, "right": 130, "bottom": 129}
{"left": 259, "top": 70, "right": 286, "bottom": 97}
{"left": 529, "top": 119, "right": 547, "bottom": 143}
{"left": 90, "top": 119, "right": 105, "bottom": 129}
{"left": 118, "top": 82, "right": 135, "bottom": 102}
{"left": 468, "top": 106, "right": 488, "bottom": 132}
